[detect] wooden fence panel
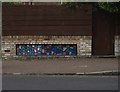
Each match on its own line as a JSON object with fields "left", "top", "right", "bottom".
{"left": 2, "top": 4, "right": 92, "bottom": 36}
{"left": 92, "top": 11, "right": 115, "bottom": 55}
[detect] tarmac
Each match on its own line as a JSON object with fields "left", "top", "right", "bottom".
{"left": 2, "top": 57, "right": 119, "bottom": 75}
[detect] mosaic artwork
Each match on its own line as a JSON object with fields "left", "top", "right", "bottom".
{"left": 16, "top": 44, "right": 77, "bottom": 56}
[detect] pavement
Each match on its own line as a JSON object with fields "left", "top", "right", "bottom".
{"left": 2, "top": 57, "right": 119, "bottom": 74}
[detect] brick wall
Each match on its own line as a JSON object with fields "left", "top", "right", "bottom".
{"left": 115, "top": 36, "right": 120, "bottom": 56}
{"left": 2, "top": 36, "right": 92, "bottom": 59}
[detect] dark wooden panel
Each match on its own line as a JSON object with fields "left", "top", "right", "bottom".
{"left": 115, "top": 15, "right": 120, "bottom": 35}
{"left": 2, "top": 4, "right": 92, "bottom": 36}
{"left": 3, "top": 10, "right": 91, "bottom": 16}
{"left": 3, "top": 29, "right": 91, "bottom": 36}
{"left": 2, "top": 5, "right": 91, "bottom": 16}
{"left": 3, "top": 20, "right": 91, "bottom": 26}
{"left": 2, "top": 15, "right": 91, "bottom": 20}
{"left": 3, "top": 25, "right": 91, "bottom": 31}
{"left": 2, "top": 4, "right": 92, "bottom": 11}
{"left": 92, "top": 11, "right": 115, "bottom": 55}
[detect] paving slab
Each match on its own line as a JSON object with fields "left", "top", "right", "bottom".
{"left": 2, "top": 58, "right": 119, "bottom": 74}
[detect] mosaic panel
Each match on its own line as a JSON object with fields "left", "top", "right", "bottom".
{"left": 16, "top": 44, "right": 77, "bottom": 56}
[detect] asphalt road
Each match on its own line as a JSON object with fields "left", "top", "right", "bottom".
{"left": 2, "top": 75, "right": 118, "bottom": 90}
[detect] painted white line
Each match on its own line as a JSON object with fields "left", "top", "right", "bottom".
{"left": 76, "top": 73, "right": 85, "bottom": 75}
{"left": 13, "top": 73, "right": 21, "bottom": 75}
{"left": 86, "top": 70, "right": 119, "bottom": 74}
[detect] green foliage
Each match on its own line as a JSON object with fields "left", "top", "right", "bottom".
{"left": 63, "top": 2, "right": 120, "bottom": 14}
{"left": 97, "top": 2, "right": 120, "bottom": 13}
{"left": 3, "top": 2, "right": 23, "bottom": 5}
{"left": 62, "top": 2, "right": 82, "bottom": 9}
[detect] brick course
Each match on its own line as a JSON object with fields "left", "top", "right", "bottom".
{"left": 2, "top": 36, "right": 92, "bottom": 59}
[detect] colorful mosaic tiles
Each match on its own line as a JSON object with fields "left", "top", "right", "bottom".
{"left": 16, "top": 44, "right": 77, "bottom": 56}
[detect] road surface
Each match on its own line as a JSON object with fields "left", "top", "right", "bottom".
{"left": 2, "top": 75, "right": 118, "bottom": 90}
